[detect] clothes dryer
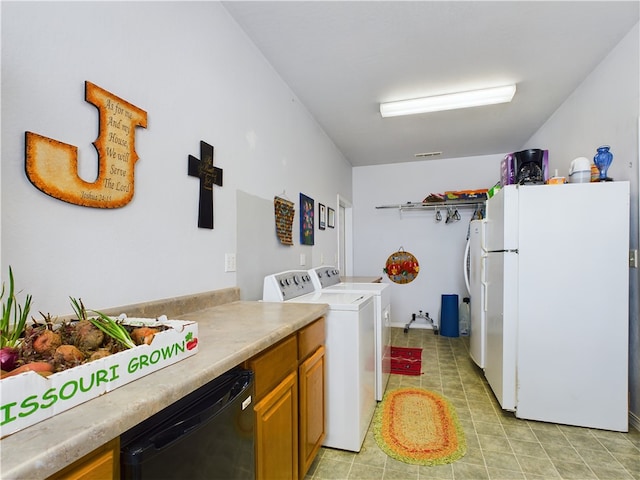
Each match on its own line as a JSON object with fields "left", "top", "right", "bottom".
{"left": 308, "top": 266, "right": 391, "bottom": 401}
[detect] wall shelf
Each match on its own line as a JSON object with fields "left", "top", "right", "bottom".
{"left": 375, "top": 199, "right": 485, "bottom": 211}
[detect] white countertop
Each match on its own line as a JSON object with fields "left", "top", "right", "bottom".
{"left": 0, "top": 300, "right": 328, "bottom": 480}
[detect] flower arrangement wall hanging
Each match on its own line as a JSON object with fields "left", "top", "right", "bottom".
{"left": 300, "top": 193, "right": 314, "bottom": 245}
{"left": 274, "top": 195, "right": 295, "bottom": 245}
{"left": 384, "top": 247, "right": 420, "bottom": 284}
{"left": 25, "top": 81, "right": 148, "bottom": 208}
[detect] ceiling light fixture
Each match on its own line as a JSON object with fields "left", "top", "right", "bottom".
{"left": 414, "top": 151, "right": 442, "bottom": 158}
{"left": 380, "top": 84, "right": 516, "bottom": 118}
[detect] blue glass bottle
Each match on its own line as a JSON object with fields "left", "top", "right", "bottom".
{"left": 593, "top": 145, "right": 613, "bottom": 182}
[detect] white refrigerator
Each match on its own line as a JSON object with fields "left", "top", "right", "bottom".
{"left": 484, "top": 182, "right": 629, "bottom": 432}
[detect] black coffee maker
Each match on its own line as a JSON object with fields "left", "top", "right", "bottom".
{"left": 514, "top": 149, "right": 545, "bottom": 185}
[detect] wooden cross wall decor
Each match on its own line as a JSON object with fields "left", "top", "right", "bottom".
{"left": 188, "top": 141, "right": 223, "bottom": 229}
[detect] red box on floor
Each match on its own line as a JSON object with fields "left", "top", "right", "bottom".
{"left": 390, "top": 346, "right": 422, "bottom": 375}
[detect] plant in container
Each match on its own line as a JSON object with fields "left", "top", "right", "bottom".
{"left": 0, "top": 267, "right": 32, "bottom": 374}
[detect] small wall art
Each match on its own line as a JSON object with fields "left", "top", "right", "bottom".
{"left": 319, "top": 203, "right": 326, "bottom": 230}
{"left": 384, "top": 247, "right": 420, "bottom": 284}
{"left": 300, "top": 193, "right": 314, "bottom": 245}
{"left": 274, "top": 195, "right": 295, "bottom": 245}
{"left": 328, "top": 207, "right": 335, "bottom": 228}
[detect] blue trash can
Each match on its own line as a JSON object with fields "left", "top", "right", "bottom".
{"left": 440, "top": 294, "right": 459, "bottom": 337}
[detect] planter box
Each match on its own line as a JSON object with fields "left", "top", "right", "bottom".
{"left": 0, "top": 316, "right": 198, "bottom": 438}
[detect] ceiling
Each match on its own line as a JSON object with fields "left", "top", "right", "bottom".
{"left": 222, "top": 1, "right": 639, "bottom": 167}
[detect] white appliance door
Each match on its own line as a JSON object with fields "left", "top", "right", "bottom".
{"left": 484, "top": 250, "right": 518, "bottom": 412}
{"left": 322, "top": 283, "right": 391, "bottom": 401}
{"left": 468, "top": 220, "right": 486, "bottom": 368}
{"left": 322, "top": 297, "right": 376, "bottom": 451}
{"left": 485, "top": 185, "right": 519, "bottom": 251}
{"left": 356, "top": 299, "right": 376, "bottom": 448}
{"left": 515, "top": 183, "right": 629, "bottom": 431}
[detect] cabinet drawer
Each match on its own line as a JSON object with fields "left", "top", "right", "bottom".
{"left": 247, "top": 335, "right": 297, "bottom": 401}
{"left": 47, "top": 438, "right": 119, "bottom": 480}
{"left": 297, "top": 317, "right": 325, "bottom": 361}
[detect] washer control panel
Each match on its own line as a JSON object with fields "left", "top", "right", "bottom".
{"left": 309, "top": 266, "right": 341, "bottom": 290}
{"left": 263, "top": 270, "right": 316, "bottom": 301}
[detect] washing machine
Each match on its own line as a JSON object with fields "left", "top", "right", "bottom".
{"left": 263, "top": 270, "right": 376, "bottom": 452}
{"left": 308, "top": 266, "right": 391, "bottom": 401}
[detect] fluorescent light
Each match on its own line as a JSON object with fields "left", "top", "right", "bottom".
{"left": 380, "top": 84, "right": 516, "bottom": 118}
{"left": 414, "top": 151, "right": 442, "bottom": 158}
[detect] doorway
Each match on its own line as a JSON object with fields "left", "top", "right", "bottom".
{"left": 337, "top": 195, "right": 353, "bottom": 275}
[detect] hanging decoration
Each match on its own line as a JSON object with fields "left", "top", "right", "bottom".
{"left": 274, "top": 195, "right": 295, "bottom": 245}
{"left": 25, "top": 81, "right": 148, "bottom": 208}
{"left": 384, "top": 247, "right": 420, "bottom": 284}
{"left": 299, "top": 193, "right": 314, "bottom": 245}
{"left": 188, "top": 141, "right": 223, "bottom": 229}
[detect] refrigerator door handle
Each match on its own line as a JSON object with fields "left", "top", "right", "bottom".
{"left": 481, "top": 255, "right": 488, "bottom": 312}
{"left": 463, "top": 239, "right": 471, "bottom": 295}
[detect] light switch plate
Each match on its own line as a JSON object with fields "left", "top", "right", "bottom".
{"left": 225, "top": 253, "right": 236, "bottom": 272}
{"left": 300, "top": 253, "right": 306, "bottom": 266}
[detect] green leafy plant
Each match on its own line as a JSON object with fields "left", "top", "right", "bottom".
{"left": 70, "top": 297, "right": 135, "bottom": 349}
{"left": 1, "top": 266, "right": 33, "bottom": 349}
{"left": 69, "top": 296, "right": 88, "bottom": 322}
{"left": 89, "top": 310, "right": 136, "bottom": 350}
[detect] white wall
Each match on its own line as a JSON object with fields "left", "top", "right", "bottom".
{"left": 352, "top": 154, "right": 503, "bottom": 328}
{"left": 1, "top": 2, "right": 351, "bottom": 314}
{"left": 523, "top": 22, "right": 640, "bottom": 424}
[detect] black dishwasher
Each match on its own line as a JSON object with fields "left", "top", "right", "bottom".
{"left": 121, "top": 368, "right": 255, "bottom": 480}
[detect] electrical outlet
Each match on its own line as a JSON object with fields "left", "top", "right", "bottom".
{"left": 225, "top": 253, "right": 236, "bottom": 272}
{"left": 300, "top": 253, "right": 306, "bottom": 266}
{"left": 630, "top": 249, "right": 638, "bottom": 269}
{"left": 320, "top": 253, "right": 324, "bottom": 263}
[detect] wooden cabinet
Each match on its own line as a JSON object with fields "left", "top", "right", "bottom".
{"left": 247, "top": 335, "right": 299, "bottom": 480}
{"left": 46, "top": 438, "right": 119, "bottom": 480}
{"left": 247, "top": 317, "right": 326, "bottom": 480}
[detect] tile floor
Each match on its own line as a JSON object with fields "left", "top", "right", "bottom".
{"left": 305, "top": 327, "right": 640, "bottom": 480}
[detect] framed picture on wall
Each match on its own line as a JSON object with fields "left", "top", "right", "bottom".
{"left": 319, "top": 203, "right": 326, "bottom": 230}
{"left": 300, "top": 193, "right": 314, "bottom": 245}
{"left": 328, "top": 207, "right": 335, "bottom": 228}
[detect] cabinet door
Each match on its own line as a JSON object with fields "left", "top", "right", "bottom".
{"left": 254, "top": 371, "right": 299, "bottom": 480}
{"left": 47, "top": 438, "right": 119, "bottom": 480}
{"left": 298, "top": 345, "right": 326, "bottom": 479}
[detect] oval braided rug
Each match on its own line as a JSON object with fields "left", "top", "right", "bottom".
{"left": 373, "top": 387, "right": 466, "bottom": 465}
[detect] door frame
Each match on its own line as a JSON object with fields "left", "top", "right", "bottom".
{"left": 337, "top": 195, "right": 353, "bottom": 276}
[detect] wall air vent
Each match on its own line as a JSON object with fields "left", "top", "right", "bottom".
{"left": 414, "top": 151, "right": 442, "bottom": 158}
